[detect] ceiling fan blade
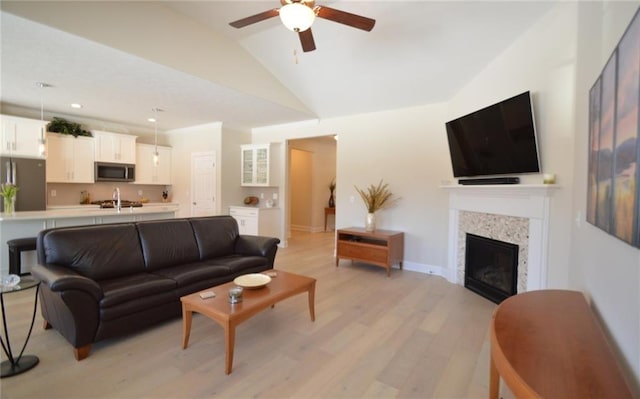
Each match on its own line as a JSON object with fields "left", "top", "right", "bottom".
{"left": 316, "top": 6, "right": 375, "bottom": 32}
{"left": 229, "top": 9, "right": 279, "bottom": 28}
{"left": 299, "top": 28, "right": 316, "bottom": 52}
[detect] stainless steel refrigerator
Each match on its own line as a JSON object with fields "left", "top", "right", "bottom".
{"left": 1, "top": 157, "right": 46, "bottom": 212}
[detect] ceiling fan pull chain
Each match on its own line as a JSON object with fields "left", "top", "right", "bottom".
{"left": 293, "top": 49, "right": 299, "bottom": 64}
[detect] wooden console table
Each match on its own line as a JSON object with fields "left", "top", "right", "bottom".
{"left": 336, "top": 227, "right": 404, "bottom": 277}
{"left": 490, "top": 290, "right": 634, "bottom": 399}
{"left": 324, "top": 207, "right": 335, "bottom": 231}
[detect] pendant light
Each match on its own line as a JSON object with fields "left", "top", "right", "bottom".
{"left": 148, "top": 108, "right": 163, "bottom": 166}
{"left": 36, "top": 82, "right": 50, "bottom": 156}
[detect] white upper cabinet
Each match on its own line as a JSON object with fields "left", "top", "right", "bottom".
{"left": 92, "top": 130, "right": 137, "bottom": 164}
{"left": 46, "top": 133, "right": 94, "bottom": 183}
{"left": 0, "top": 115, "right": 47, "bottom": 159}
{"left": 241, "top": 144, "right": 279, "bottom": 187}
{"left": 134, "top": 143, "right": 172, "bottom": 185}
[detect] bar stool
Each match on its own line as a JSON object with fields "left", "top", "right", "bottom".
{"left": 7, "top": 237, "right": 37, "bottom": 276}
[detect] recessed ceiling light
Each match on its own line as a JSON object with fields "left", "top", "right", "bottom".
{"left": 147, "top": 118, "right": 156, "bottom": 123}
{"left": 71, "top": 103, "right": 83, "bottom": 109}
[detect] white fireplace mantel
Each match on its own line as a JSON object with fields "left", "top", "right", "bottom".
{"left": 443, "top": 184, "right": 559, "bottom": 292}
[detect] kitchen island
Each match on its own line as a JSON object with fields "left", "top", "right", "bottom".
{"left": 0, "top": 203, "right": 180, "bottom": 275}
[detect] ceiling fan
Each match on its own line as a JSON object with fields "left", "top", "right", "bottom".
{"left": 229, "top": 0, "right": 376, "bottom": 52}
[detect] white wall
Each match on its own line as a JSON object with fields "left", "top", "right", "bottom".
{"left": 221, "top": 126, "right": 252, "bottom": 213}
{"left": 253, "top": 103, "right": 450, "bottom": 274}
{"left": 447, "top": 2, "right": 579, "bottom": 289}
{"left": 571, "top": 1, "right": 640, "bottom": 391}
{"left": 167, "top": 122, "right": 221, "bottom": 218}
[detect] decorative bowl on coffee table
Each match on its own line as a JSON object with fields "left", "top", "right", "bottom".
{"left": 233, "top": 273, "right": 271, "bottom": 289}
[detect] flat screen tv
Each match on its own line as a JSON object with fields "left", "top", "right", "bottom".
{"left": 445, "top": 91, "right": 540, "bottom": 178}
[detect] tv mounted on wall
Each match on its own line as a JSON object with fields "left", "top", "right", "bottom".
{"left": 445, "top": 91, "right": 541, "bottom": 181}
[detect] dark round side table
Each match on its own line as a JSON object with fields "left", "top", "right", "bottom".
{"left": 1, "top": 277, "right": 39, "bottom": 378}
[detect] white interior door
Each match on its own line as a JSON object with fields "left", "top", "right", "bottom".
{"left": 191, "top": 151, "right": 217, "bottom": 216}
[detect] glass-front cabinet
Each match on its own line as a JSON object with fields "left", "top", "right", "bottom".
{"left": 241, "top": 144, "right": 270, "bottom": 186}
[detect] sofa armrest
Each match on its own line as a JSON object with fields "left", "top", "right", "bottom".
{"left": 32, "top": 264, "right": 103, "bottom": 301}
{"left": 235, "top": 235, "right": 280, "bottom": 267}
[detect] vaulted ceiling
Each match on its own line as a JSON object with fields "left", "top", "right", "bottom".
{"left": 1, "top": 1, "right": 555, "bottom": 134}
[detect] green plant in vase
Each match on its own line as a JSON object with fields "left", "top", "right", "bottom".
{"left": 1, "top": 183, "right": 18, "bottom": 214}
{"left": 354, "top": 180, "right": 398, "bottom": 231}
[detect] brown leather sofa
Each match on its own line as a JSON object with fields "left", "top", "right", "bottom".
{"left": 33, "top": 216, "right": 280, "bottom": 360}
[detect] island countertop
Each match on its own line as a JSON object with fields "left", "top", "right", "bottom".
{"left": 1, "top": 203, "right": 180, "bottom": 221}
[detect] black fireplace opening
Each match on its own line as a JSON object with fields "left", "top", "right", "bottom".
{"left": 464, "top": 233, "right": 518, "bottom": 304}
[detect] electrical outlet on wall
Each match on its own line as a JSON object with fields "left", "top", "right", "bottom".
{"left": 273, "top": 193, "right": 278, "bottom": 200}
{"left": 260, "top": 193, "right": 265, "bottom": 199}
{"left": 138, "top": 190, "right": 143, "bottom": 196}
{"left": 51, "top": 189, "right": 57, "bottom": 197}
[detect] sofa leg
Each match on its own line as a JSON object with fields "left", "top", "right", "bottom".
{"left": 74, "top": 345, "right": 91, "bottom": 361}
{"left": 43, "top": 320, "right": 52, "bottom": 329}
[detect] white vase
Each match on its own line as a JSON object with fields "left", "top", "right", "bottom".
{"left": 365, "top": 212, "right": 376, "bottom": 232}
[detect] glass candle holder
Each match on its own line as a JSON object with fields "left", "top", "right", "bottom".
{"left": 228, "top": 286, "right": 243, "bottom": 304}
{"left": 543, "top": 173, "right": 556, "bottom": 184}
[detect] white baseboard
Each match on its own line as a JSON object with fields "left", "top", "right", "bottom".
{"left": 398, "top": 261, "right": 456, "bottom": 283}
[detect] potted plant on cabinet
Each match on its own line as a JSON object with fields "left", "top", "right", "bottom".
{"left": 47, "top": 117, "right": 92, "bottom": 137}
{"left": 354, "top": 180, "right": 398, "bottom": 231}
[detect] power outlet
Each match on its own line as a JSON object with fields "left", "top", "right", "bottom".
{"left": 260, "top": 193, "right": 265, "bottom": 199}
{"left": 138, "top": 190, "right": 143, "bottom": 196}
{"left": 51, "top": 189, "right": 57, "bottom": 197}
{"left": 272, "top": 193, "right": 278, "bottom": 200}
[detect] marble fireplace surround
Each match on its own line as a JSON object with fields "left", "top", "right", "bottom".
{"left": 444, "top": 185, "right": 558, "bottom": 293}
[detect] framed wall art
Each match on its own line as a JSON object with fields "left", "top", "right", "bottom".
{"left": 588, "top": 8, "right": 640, "bottom": 247}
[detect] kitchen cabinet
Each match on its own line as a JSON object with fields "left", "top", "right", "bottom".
{"left": 229, "top": 206, "right": 281, "bottom": 238}
{"left": 134, "top": 143, "right": 172, "bottom": 185}
{"left": 46, "top": 133, "right": 94, "bottom": 183}
{"left": 93, "top": 130, "right": 137, "bottom": 164}
{"left": 0, "top": 115, "right": 47, "bottom": 159}
{"left": 241, "top": 144, "right": 280, "bottom": 187}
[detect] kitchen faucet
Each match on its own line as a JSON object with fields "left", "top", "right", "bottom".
{"left": 112, "top": 187, "right": 121, "bottom": 213}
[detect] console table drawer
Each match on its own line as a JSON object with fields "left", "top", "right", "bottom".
{"left": 337, "top": 242, "right": 388, "bottom": 264}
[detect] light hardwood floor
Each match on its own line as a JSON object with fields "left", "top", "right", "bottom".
{"left": 1, "top": 231, "right": 498, "bottom": 399}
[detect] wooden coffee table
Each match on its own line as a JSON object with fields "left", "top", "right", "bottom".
{"left": 180, "top": 270, "right": 316, "bottom": 374}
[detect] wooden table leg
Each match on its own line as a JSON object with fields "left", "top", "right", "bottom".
{"left": 225, "top": 323, "right": 236, "bottom": 374}
{"left": 308, "top": 281, "right": 316, "bottom": 322}
{"left": 182, "top": 305, "right": 192, "bottom": 349}
{"left": 489, "top": 353, "right": 499, "bottom": 399}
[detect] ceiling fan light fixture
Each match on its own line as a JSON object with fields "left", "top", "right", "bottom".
{"left": 279, "top": 3, "right": 315, "bottom": 32}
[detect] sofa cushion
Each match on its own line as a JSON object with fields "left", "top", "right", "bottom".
{"left": 137, "top": 219, "right": 200, "bottom": 271}
{"left": 99, "top": 273, "right": 176, "bottom": 308}
{"left": 151, "top": 261, "right": 231, "bottom": 287}
{"left": 208, "top": 255, "right": 268, "bottom": 274}
{"left": 100, "top": 291, "right": 177, "bottom": 321}
{"left": 189, "top": 216, "right": 239, "bottom": 260}
{"left": 40, "top": 224, "right": 145, "bottom": 281}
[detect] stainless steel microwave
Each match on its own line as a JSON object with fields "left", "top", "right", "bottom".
{"left": 95, "top": 162, "right": 135, "bottom": 182}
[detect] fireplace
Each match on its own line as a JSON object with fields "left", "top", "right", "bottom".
{"left": 464, "top": 233, "right": 518, "bottom": 304}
